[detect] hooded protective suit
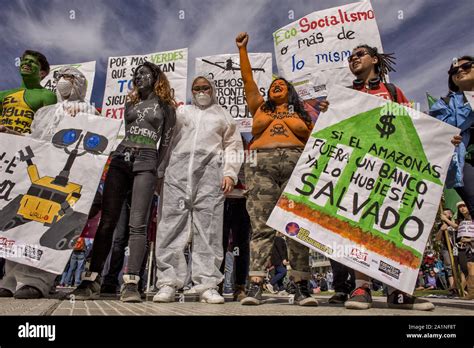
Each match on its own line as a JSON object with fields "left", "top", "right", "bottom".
{"left": 155, "top": 76, "right": 243, "bottom": 292}
{"left": 30, "top": 66, "right": 98, "bottom": 141}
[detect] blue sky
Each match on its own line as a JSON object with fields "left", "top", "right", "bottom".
{"left": 1, "top": 0, "right": 473, "bottom": 109}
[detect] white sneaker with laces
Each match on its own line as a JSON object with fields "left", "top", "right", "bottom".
{"left": 153, "top": 285, "right": 176, "bottom": 303}
{"left": 200, "top": 288, "right": 225, "bottom": 304}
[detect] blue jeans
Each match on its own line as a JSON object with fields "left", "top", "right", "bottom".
{"left": 61, "top": 251, "right": 86, "bottom": 286}
{"left": 270, "top": 265, "right": 287, "bottom": 291}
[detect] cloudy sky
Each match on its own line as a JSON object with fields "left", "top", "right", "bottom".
{"left": 1, "top": 0, "right": 473, "bottom": 109}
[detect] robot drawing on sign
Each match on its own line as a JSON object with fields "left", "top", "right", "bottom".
{"left": 0, "top": 128, "right": 108, "bottom": 250}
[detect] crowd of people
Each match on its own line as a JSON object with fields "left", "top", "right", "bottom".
{"left": 0, "top": 31, "right": 472, "bottom": 312}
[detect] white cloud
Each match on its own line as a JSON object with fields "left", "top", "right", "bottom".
{"left": 372, "top": 0, "right": 427, "bottom": 35}
{"left": 390, "top": 1, "right": 474, "bottom": 106}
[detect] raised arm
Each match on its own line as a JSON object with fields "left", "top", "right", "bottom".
{"left": 236, "top": 32, "right": 264, "bottom": 116}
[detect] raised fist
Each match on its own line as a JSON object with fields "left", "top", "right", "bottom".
{"left": 236, "top": 32, "right": 249, "bottom": 48}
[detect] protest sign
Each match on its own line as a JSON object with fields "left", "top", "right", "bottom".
{"left": 41, "top": 61, "right": 96, "bottom": 102}
{"left": 0, "top": 113, "right": 121, "bottom": 274}
{"left": 273, "top": 1, "right": 383, "bottom": 86}
{"left": 102, "top": 48, "right": 188, "bottom": 119}
{"left": 196, "top": 53, "right": 272, "bottom": 132}
{"left": 267, "top": 85, "right": 459, "bottom": 293}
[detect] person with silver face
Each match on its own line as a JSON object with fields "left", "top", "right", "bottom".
{"left": 153, "top": 76, "right": 243, "bottom": 304}
{"left": 71, "top": 62, "right": 176, "bottom": 303}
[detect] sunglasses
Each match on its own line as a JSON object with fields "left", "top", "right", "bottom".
{"left": 348, "top": 51, "right": 369, "bottom": 63}
{"left": 448, "top": 61, "right": 473, "bottom": 75}
{"left": 192, "top": 85, "right": 211, "bottom": 92}
{"left": 53, "top": 72, "right": 75, "bottom": 81}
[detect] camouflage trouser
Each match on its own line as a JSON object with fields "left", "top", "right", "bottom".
{"left": 245, "top": 148, "right": 311, "bottom": 282}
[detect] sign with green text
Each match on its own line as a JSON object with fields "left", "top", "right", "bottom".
{"left": 267, "top": 85, "right": 459, "bottom": 293}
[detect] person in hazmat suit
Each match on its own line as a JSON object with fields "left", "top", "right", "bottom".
{"left": 30, "top": 66, "right": 99, "bottom": 139}
{"left": 153, "top": 75, "right": 243, "bottom": 304}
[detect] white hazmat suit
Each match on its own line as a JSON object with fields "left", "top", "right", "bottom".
{"left": 155, "top": 76, "right": 243, "bottom": 293}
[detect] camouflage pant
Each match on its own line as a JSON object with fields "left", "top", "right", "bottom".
{"left": 245, "top": 148, "right": 311, "bottom": 282}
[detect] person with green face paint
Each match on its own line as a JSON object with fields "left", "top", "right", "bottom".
{"left": 0, "top": 50, "right": 58, "bottom": 300}
{"left": 0, "top": 50, "right": 57, "bottom": 134}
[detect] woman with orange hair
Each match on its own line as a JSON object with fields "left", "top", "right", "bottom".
{"left": 71, "top": 62, "right": 176, "bottom": 302}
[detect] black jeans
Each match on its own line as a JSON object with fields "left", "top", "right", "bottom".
{"left": 329, "top": 259, "right": 355, "bottom": 294}
{"left": 102, "top": 200, "right": 150, "bottom": 290}
{"left": 456, "top": 161, "right": 474, "bottom": 217}
{"left": 89, "top": 145, "right": 157, "bottom": 276}
{"left": 220, "top": 198, "right": 251, "bottom": 287}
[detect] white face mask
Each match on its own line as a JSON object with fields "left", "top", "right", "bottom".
{"left": 56, "top": 78, "right": 73, "bottom": 99}
{"left": 195, "top": 92, "right": 212, "bottom": 107}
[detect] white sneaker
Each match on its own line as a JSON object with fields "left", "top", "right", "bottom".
{"left": 153, "top": 285, "right": 176, "bottom": 303}
{"left": 183, "top": 287, "right": 198, "bottom": 295}
{"left": 200, "top": 289, "right": 225, "bottom": 304}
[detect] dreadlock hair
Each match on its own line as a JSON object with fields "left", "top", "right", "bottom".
{"left": 448, "top": 55, "right": 474, "bottom": 93}
{"left": 127, "top": 61, "right": 177, "bottom": 109}
{"left": 354, "top": 45, "right": 396, "bottom": 83}
{"left": 22, "top": 50, "right": 50, "bottom": 75}
{"left": 261, "top": 77, "right": 312, "bottom": 127}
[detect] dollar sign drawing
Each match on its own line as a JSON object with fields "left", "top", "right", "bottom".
{"left": 376, "top": 114, "right": 396, "bottom": 139}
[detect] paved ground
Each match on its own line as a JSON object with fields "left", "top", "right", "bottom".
{"left": 1, "top": 292, "right": 473, "bottom": 316}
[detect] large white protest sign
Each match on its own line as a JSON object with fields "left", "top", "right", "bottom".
{"left": 196, "top": 53, "right": 272, "bottom": 132}
{"left": 102, "top": 48, "right": 188, "bottom": 119}
{"left": 267, "top": 85, "right": 459, "bottom": 294}
{"left": 273, "top": 1, "right": 383, "bottom": 86}
{"left": 0, "top": 114, "right": 121, "bottom": 274}
{"left": 41, "top": 61, "right": 96, "bottom": 103}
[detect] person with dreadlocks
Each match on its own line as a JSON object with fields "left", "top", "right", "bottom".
{"left": 323, "top": 44, "right": 433, "bottom": 311}
{"left": 328, "top": 44, "right": 408, "bottom": 306}
{"left": 235, "top": 32, "right": 328, "bottom": 306}
{"left": 70, "top": 62, "right": 176, "bottom": 303}
{"left": 347, "top": 44, "right": 409, "bottom": 104}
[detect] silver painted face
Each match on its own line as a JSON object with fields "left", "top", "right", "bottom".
{"left": 134, "top": 65, "right": 155, "bottom": 90}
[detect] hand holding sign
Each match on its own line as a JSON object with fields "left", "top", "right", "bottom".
{"left": 319, "top": 100, "right": 330, "bottom": 113}
{"left": 451, "top": 135, "right": 462, "bottom": 146}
